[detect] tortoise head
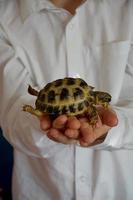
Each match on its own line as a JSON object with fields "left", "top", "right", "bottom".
{"left": 91, "top": 91, "right": 112, "bottom": 108}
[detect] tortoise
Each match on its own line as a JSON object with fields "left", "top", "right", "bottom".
{"left": 23, "top": 77, "right": 111, "bottom": 125}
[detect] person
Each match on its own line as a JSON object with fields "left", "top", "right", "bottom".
{"left": 0, "top": 0, "right": 133, "bottom": 199}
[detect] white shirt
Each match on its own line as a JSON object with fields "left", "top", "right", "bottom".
{"left": 0, "top": 0, "right": 133, "bottom": 199}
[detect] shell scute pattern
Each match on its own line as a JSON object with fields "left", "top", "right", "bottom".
{"left": 35, "top": 77, "right": 91, "bottom": 115}
{"left": 23, "top": 77, "right": 112, "bottom": 124}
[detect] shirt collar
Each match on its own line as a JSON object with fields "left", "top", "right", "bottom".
{"left": 19, "top": 0, "right": 57, "bottom": 22}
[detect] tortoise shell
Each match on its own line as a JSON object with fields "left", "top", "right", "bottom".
{"left": 23, "top": 77, "right": 111, "bottom": 124}
{"left": 35, "top": 77, "right": 94, "bottom": 116}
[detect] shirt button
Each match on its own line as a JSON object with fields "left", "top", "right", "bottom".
{"left": 80, "top": 176, "right": 86, "bottom": 182}
{"left": 69, "top": 23, "right": 74, "bottom": 29}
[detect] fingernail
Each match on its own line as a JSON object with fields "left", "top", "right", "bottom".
{"left": 49, "top": 129, "right": 58, "bottom": 138}
{"left": 40, "top": 122, "right": 51, "bottom": 130}
{"left": 80, "top": 141, "right": 89, "bottom": 147}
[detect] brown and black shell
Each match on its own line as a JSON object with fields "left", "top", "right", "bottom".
{"left": 35, "top": 77, "right": 94, "bottom": 116}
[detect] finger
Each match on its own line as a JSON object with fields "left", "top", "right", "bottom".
{"left": 80, "top": 121, "right": 94, "bottom": 143}
{"left": 78, "top": 117, "right": 88, "bottom": 123}
{"left": 79, "top": 133, "right": 107, "bottom": 147}
{"left": 65, "top": 128, "right": 79, "bottom": 139}
{"left": 98, "top": 107, "right": 118, "bottom": 127}
{"left": 47, "top": 128, "right": 77, "bottom": 144}
{"left": 88, "top": 124, "right": 111, "bottom": 144}
{"left": 52, "top": 115, "right": 68, "bottom": 129}
{"left": 80, "top": 121, "right": 111, "bottom": 145}
{"left": 79, "top": 139, "right": 91, "bottom": 147}
{"left": 40, "top": 115, "right": 52, "bottom": 131}
{"left": 67, "top": 117, "right": 81, "bottom": 129}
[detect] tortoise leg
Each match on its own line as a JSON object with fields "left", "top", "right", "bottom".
{"left": 102, "top": 102, "right": 109, "bottom": 108}
{"left": 23, "top": 105, "right": 44, "bottom": 118}
{"left": 86, "top": 105, "right": 99, "bottom": 125}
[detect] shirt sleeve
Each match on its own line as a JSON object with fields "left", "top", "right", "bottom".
{"left": 90, "top": 41, "right": 133, "bottom": 150}
{"left": 0, "top": 25, "right": 68, "bottom": 158}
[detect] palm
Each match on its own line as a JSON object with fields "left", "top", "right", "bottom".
{"left": 40, "top": 107, "right": 118, "bottom": 147}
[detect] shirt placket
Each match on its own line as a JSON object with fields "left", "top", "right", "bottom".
{"left": 75, "top": 146, "right": 93, "bottom": 200}
{"left": 65, "top": 14, "right": 93, "bottom": 199}
{"left": 65, "top": 14, "right": 85, "bottom": 79}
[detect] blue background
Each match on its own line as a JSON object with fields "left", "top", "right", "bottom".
{"left": 0, "top": 128, "right": 13, "bottom": 200}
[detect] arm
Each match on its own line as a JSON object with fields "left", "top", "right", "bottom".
{"left": 78, "top": 41, "right": 133, "bottom": 150}
{"left": 41, "top": 42, "right": 133, "bottom": 150}
{"left": 102, "top": 41, "right": 133, "bottom": 150}
{"left": 0, "top": 25, "right": 70, "bottom": 158}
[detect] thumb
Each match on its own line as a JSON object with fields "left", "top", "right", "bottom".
{"left": 98, "top": 107, "right": 118, "bottom": 127}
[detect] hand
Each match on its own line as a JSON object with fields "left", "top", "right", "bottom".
{"left": 79, "top": 107, "right": 118, "bottom": 147}
{"left": 40, "top": 115, "right": 81, "bottom": 144}
{"left": 39, "top": 107, "right": 118, "bottom": 146}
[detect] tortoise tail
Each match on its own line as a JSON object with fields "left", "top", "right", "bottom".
{"left": 28, "top": 85, "right": 39, "bottom": 96}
